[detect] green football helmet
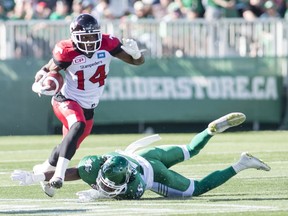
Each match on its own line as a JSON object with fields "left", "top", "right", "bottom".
{"left": 96, "top": 155, "right": 132, "bottom": 197}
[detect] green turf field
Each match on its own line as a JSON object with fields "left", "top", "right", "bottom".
{"left": 0, "top": 131, "right": 287, "bottom": 215}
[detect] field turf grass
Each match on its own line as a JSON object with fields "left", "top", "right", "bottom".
{"left": 0, "top": 131, "right": 287, "bottom": 215}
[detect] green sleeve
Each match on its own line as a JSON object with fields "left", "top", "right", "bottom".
{"left": 77, "top": 155, "right": 104, "bottom": 186}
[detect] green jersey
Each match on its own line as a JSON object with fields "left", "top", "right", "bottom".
{"left": 77, "top": 151, "right": 146, "bottom": 199}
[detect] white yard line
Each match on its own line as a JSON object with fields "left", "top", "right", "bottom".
{"left": 0, "top": 199, "right": 279, "bottom": 216}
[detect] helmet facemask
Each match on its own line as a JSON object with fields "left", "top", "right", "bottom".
{"left": 96, "top": 171, "right": 128, "bottom": 197}
{"left": 71, "top": 30, "right": 102, "bottom": 54}
{"left": 96, "top": 156, "right": 133, "bottom": 197}
{"left": 70, "top": 14, "right": 102, "bottom": 55}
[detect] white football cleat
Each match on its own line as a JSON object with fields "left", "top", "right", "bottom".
{"left": 40, "top": 181, "right": 56, "bottom": 197}
{"left": 33, "top": 161, "right": 56, "bottom": 197}
{"left": 208, "top": 112, "right": 246, "bottom": 135}
{"left": 238, "top": 152, "right": 271, "bottom": 171}
{"left": 49, "top": 176, "right": 63, "bottom": 189}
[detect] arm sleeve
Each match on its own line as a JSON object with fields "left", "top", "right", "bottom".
{"left": 77, "top": 155, "right": 103, "bottom": 185}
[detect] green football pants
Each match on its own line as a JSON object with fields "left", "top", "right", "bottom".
{"left": 137, "top": 129, "right": 236, "bottom": 197}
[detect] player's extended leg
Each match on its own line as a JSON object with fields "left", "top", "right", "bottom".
{"left": 151, "top": 152, "right": 270, "bottom": 197}
{"left": 138, "top": 112, "right": 246, "bottom": 169}
{"left": 192, "top": 152, "right": 271, "bottom": 196}
{"left": 138, "top": 128, "right": 214, "bottom": 169}
{"left": 187, "top": 112, "right": 246, "bottom": 158}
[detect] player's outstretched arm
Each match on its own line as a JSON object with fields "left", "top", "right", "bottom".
{"left": 42, "top": 167, "right": 81, "bottom": 181}
{"left": 11, "top": 168, "right": 81, "bottom": 186}
{"left": 116, "top": 39, "right": 145, "bottom": 65}
{"left": 11, "top": 170, "right": 45, "bottom": 186}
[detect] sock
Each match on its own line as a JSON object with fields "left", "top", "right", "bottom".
{"left": 232, "top": 161, "right": 247, "bottom": 173}
{"left": 193, "top": 167, "right": 237, "bottom": 196}
{"left": 186, "top": 129, "right": 213, "bottom": 158}
{"left": 42, "top": 160, "right": 56, "bottom": 172}
{"left": 53, "top": 157, "right": 70, "bottom": 180}
{"left": 207, "top": 128, "right": 214, "bottom": 135}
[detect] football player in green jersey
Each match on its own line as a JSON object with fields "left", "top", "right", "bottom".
{"left": 11, "top": 112, "right": 271, "bottom": 201}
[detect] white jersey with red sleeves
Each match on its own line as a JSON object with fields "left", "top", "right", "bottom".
{"left": 52, "top": 34, "right": 122, "bottom": 109}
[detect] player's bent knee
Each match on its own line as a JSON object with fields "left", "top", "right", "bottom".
{"left": 71, "top": 121, "right": 86, "bottom": 135}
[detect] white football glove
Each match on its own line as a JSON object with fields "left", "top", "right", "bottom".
{"left": 11, "top": 170, "right": 45, "bottom": 186}
{"left": 121, "top": 38, "right": 144, "bottom": 60}
{"left": 76, "top": 189, "right": 109, "bottom": 202}
{"left": 32, "top": 69, "right": 56, "bottom": 96}
{"left": 32, "top": 83, "right": 56, "bottom": 96}
{"left": 34, "top": 69, "right": 47, "bottom": 83}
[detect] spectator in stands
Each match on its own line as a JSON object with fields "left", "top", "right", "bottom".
{"left": 0, "top": 0, "right": 14, "bottom": 19}
{"left": 260, "top": 0, "right": 281, "bottom": 18}
{"left": 0, "top": 4, "right": 8, "bottom": 20}
{"left": 175, "top": 0, "right": 205, "bottom": 19}
{"left": 34, "top": 1, "right": 52, "bottom": 19}
{"left": 151, "top": 0, "right": 172, "bottom": 19}
{"left": 98, "top": 0, "right": 133, "bottom": 19}
{"left": 66, "top": 0, "right": 96, "bottom": 21}
{"left": 202, "top": 0, "right": 236, "bottom": 20}
{"left": 68, "top": 0, "right": 84, "bottom": 19}
{"left": 285, "top": 0, "right": 288, "bottom": 19}
{"left": 130, "top": 0, "right": 153, "bottom": 19}
{"left": 80, "top": 0, "right": 95, "bottom": 14}
{"left": 273, "top": 0, "right": 286, "bottom": 18}
{"left": 90, "top": 0, "right": 108, "bottom": 21}
{"left": 8, "top": 0, "right": 35, "bottom": 20}
{"left": 162, "top": 1, "right": 184, "bottom": 20}
{"left": 49, "top": 0, "right": 70, "bottom": 20}
{"left": 240, "top": 0, "right": 264, "bottom": 21}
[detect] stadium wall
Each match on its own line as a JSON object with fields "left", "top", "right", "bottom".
{"left": 0, "top": 57, "right": 284, "bottom": 135}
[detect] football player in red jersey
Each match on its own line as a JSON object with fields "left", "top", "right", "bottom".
{"left": 31, "top": 13, "right": 145, "bottom": 196}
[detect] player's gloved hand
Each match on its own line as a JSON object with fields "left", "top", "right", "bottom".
{"left": 11, "top": 170, "right": 45, "bottom": 186}
{"left": 32, "top": 82, "right": 56, "bottom": 96}
{"left": 34, "top": 69, "right": 47, "bottom": 83}
{"left": 76, "top": 189, "right": 109, "bottom": 202}
{"left": 121, "top": 38, "right": 144, "bottom": 60}
{"left": 32, "top": 69, "right": 55, "bottom": 96}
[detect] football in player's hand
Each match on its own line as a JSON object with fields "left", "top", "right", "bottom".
{"left": 42, "top": 71, "right": 64, "bottom": 93}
